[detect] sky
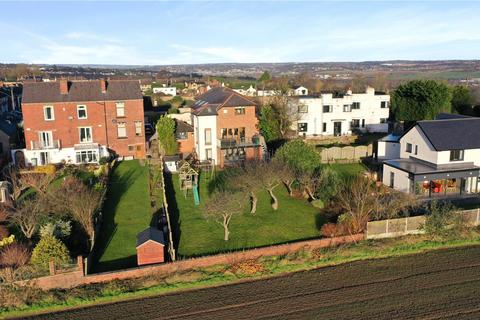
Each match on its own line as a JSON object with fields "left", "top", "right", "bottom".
{"left": 1, "top": 1, "right": 480, "bottom": 65}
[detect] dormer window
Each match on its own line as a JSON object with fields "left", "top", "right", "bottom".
{"left": 450, "top": 150, "right": 464, "bottom": 161}
{"left": 77, "top": 105, "right": 87, "bottom": 119}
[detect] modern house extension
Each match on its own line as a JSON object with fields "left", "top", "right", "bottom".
{"left": 295, "top": 86, "right": 390, "bottom": 136}
{"left": 14, "top": 79, "right": 145, "bottom": 166}
{"left": 191, "top": 87, "right": 264, "bottom": 167}
{"left": 382, "top": 116, "right": 480, "bottom": 198}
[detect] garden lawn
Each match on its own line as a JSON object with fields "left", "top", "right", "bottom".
{"left": 94, "top": 160, "right": 151, "bottom": 272}
{"left": 166, "top": 173, "right": 323, "bottom": 258}
{"left": 328, "top": 163, "right": 366, "bottom": 179}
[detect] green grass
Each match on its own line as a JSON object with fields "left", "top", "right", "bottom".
{"left": 166, "top": 173, "right": 322, "bottom": 258}
{"left": 93, "top": 160, "right": 151, "bottom": 272}
{"left": 327, "top": 163, "right": 366, "bottom": 179}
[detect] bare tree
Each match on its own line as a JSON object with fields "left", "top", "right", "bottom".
{"left": 6, "top": 199, "right": 45, "bottom": 240}
{"left": 234, "top": 164, "right": 263, "bottom": 214}
{"left": 257, "top": 162, "right": 281, "bottom": 210}
{"left": 277, "top": 162, "right": 296, "bottom": 197}
{"left": 4, "top": 167, "right": 26, "bottom": 201}
{"left": 55, "top": 177, "right": 103, "bottom": 251}
{"left": 19, "top": 172, "right": 55, "bottom": 197}
{"left": 203, "top": 191, "right": 246, "bottom": 241}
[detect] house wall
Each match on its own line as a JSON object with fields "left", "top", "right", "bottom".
{"left": 295, "top": 89, "right": 389, "bottom": 136}
{"left": 193, "top": 114, "right": 218, "bottom": 164}
{"left": 377, "top": 141, "right": 400, "bottom": 160}
{"left": 22, "top": 99, "right": 146, "bottom": 163}
{"left": 399, "top": 126, "right": 437, "bottom": 163}
{"left": 216, "top": 105, "right": 258, "bottom": 140}
{"left": 382, "top": 164, "right": 411, "bottom": 193}
{"left": 152, "top": 87, "right": 177, "bottom": 96}
{"left": 437, "top": 149, "right": 480, "bottom": 166}
{"left": 178, "top": 132, "right": 194, "bottom": 156}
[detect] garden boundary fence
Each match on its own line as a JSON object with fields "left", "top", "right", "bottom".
{"left": 366, "top": 208, "right": 480, "bottom": 239}
{"left": 319, "top": 144, "right": 373, "bottom": 163}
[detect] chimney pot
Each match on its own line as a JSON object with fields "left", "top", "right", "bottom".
{"left": 59, "top": 79, "right": 69, "bottom": 95}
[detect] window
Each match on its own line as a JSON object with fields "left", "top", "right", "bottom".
{"left": 381, "top": 101, "right": 389, "bottom": 109}
{"left": 134, "top": 121, "right": 142, "bottom": 136}
{"left": 77, "top": 105, "right": 87, "bottom": 119}
{"left": 361, "top": 119, "right": 365, "bottom": 128}
{"left": 117, "top": 122, "right": 127, "bottom": 138}
{"left": 128, "top": 145, "right": 135, "bottom": 152}
{"left": 39, "top": 131, "right": 53, "bottom": 148}
{"left": 415, "top": 145, "right": 418, "bottom": 155}
{"left": 351, "top": 119, "right": 360, "bottom": 128}
{"left": 389, "top": 172, "right": 395, "bottom": 188}
{"left": 450, "top": 150, "right": 464, "bottom": 161}
{"left": 75, "top": 150, "right": 98, "bottom": 163}
{"left": 322, "top": 123, "right": 327, "bottom": 132}
{"left": 343, "top": 105, "right": 351, "bottom": 112}
{"left": 116, "top": 102, "right": 125, "bottom": 117}
{"left": 298, "top": 104, "right": 308, "bottom": 113}
{"left": 380, "top": 118, "right": 387, "bottom": 124}
{"left": 298, "top": 123, "right": 308, "bottom": 132}
{"left": 323, "top": 105, "right": 332, "bottom": 113}
{"left": 79, "top": 127, "right": 92, "bottom": 143}
{"left": 204, "top": 128, "right": 211, "bottom": 145}
{"left": 352, "top": 102, "right": 360, "bottom": 110}
{"left": 205, "top": 148, "right": 212, "bottom": 160}
{"left": 234, "top": 107, "right": 246, "bottom": 115}
{"left": 406, "top": 143, "right": 412, "bottom": 153}
{"left": 44, "top": 106, "right": 54, "bottom": 121}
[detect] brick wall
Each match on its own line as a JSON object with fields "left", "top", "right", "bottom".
{"left": 22, "top": 99, "right": 146, "bottom": 159}
{"left": 27, "top": 234, "right": 363, "bottom": 290}
{"left": 178, "top": 132, "right": 194, "bottom": 156}
{"left": 216, "top": 105, "right": 258, "bottom": 139}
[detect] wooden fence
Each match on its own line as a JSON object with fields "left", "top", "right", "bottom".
{"left": 366, "top": 208, "right": 480, "bottom": 239}
{"left": 320, "top": 144, "right": 373, "bottom": 163}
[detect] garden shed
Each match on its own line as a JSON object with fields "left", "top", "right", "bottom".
{"left": 136, "top": 227, "right": 165, "bottom": 266}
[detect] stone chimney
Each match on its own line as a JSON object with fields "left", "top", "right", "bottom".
{"left": 59, "top": 79, "right": 69, "bottom": 95}
{"left": 100, "top": 79, "right": 107, "bottom": 93}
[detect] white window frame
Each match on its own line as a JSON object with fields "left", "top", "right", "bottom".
{"left": 116, "top": 101, "right": 125, "bottom": 117}
{"left": 43, "top": 105, "right": 54, "bottom": 121}
{"left": 117, "top": 122, "right": 127, "bottom": 138}
{"left": 77, "top": 105, "right": 88, "bottom": 119}
{"left": 134, "top": 121, "right": 142, "bottom": 136}
{"left": 79, "top": 127, "right": 93, "bottom": 143}
{"left": 205, "top": 128, "right": 212, "bottom": 145}
{"left": 75, "top": 150, "right": 98, "bottom": 164}
{"left": 38, "top": 131, "right": 53, "bottom": 148}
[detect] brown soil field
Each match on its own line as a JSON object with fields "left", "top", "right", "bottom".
{"left": 22, "top": 245, "right": 480, "bottom": 320}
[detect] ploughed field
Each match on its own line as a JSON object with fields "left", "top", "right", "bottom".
{"left": 25, "top": 245, "right": 480, "bottom": 320}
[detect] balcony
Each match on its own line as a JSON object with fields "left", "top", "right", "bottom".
{"left": 31, "top": 140, "right": 61, "bottom": 150}
{"left": 218, "top": 136, "right": 261, "bottom": 149}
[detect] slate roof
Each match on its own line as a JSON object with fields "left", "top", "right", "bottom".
{"left": 136, "top": 227, "right": 165, "bottom": 247}
{"left": 192, "top": 87, "right": 256, "bottom": 116}
{"left": 435, "top": 113, "right": 472, "bottom": 120}
{"left": 175, "top": 119, "right": 194, "bottom": 133}
{"left": 23, "top": 80, "right": 142, "bottom": 104}
{"left": 414, "top": 117, "right": 480, "bottom": 151}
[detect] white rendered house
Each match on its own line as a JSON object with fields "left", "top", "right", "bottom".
{"left": 382, "top": 115, "right": 480, "bottom": 197}
{"left": 295, "top": 86, "right": 390, "bottom": 136}
{"left": 153, "top": 86, "right": 177, "bottom": 96}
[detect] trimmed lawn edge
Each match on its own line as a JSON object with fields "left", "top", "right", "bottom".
{"left": 3, "top": 235, "right": 480, "bottom": 318}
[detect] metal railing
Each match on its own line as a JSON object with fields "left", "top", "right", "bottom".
{"left": 31, "top": 139, "right": 61, "bottom": 150}
{"left": 218, "top": 137, "right": 260, "bottom": 148}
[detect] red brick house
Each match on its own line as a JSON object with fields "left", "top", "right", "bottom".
{"left": 15, "top": 79, "right": 146, "bottom": 166}
{"left": 136, "top": 227, "right": 165, "bottom": 266}
{"left": 191, "top": 87, "right": 264, "bottom": 167}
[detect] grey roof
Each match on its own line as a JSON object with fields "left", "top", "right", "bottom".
{"left": 192, "top": 87, "right": 256, "bottom": 116}
{"left": 136, "top": 227, "right": 165, "bottom": 247}
{"left": 384, "top": 158, "right": 480, "bottom": 175}
{"left": 175, "top": 119, "right": 194, "bottom": 133}
{"left": 23, "top": 80, "right": 142, "bottom": 104}
{"left": 379, "top": 134, "right": 400, "bottom": 143}
{"left": 435, "top": 113, "right": 472, "bottom": 120}
{"left": 415, "top": 117, "right": 480, "bottom": 151}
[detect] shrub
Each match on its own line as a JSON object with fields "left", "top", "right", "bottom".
{"left": 311, "top": 199, "right": 325, "bottom": 209}
{"left": 31, "top": 235, "right": 70, "bottom": 270}
{"left": 33, "top": 164, "right": 57, "bottom": 175}
{"left": 0, "top": 235, "right": 15, "bottom": 248}
{"left": 0, "top": 225, "right": 9, "bottom": 239}
{"left": 0, "top": 243, "right": 30, "bottom": 268}
{"left": 39, "top": 220, "right": 72, "bottom": 239}
{"left": 320, "top": 223, "right": 338, "bottom": 238}
{"left": 99, "top": 157, "right": 109, "bottom": 165}
{"left": 423, "top": 201, "right": 467, "bottom": 238}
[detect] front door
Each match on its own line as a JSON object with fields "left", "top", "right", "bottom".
{"left": 39, "top": 152, "right": 50, "bottom": 165}
{"left": 333, "top": 122, "right": 342, "bottom": 136}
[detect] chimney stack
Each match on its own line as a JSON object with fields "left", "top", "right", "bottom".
{"left": 100, "top": 79, "right": 107, "bottom": 93}
{"left": 59, "top": 79, "right": 69, "bottom": 95}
